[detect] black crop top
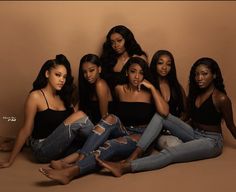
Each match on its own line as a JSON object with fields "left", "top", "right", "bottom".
{"left": 32, "top": 90, "right": 74, "bottom": 139}
{"left": 113, "top": 102, "right": 155, "bottom": 126}
{"left": 85, "top": 101, "right": 115, "bottom": 124}
{"left": 191, "top": 93, "right": 222, "bottom": 126}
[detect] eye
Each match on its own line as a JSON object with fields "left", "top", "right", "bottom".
{"left": 157, "top": 61, "right": 163, "bottom": 65}
{"left": 55, "top": 73, "right": 61, "bottom": 77}
{"left": 139, "top": 70, "right": 144, "bottom": 75}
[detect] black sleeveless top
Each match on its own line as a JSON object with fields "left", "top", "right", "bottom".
{"left": 32, "top": 90, "right": 74, "bottom": 139}
{"left": 191, "top": 92, "right": 222, "bottom": 125}
{"left": 113, "top": 102, "right": 155, "bottom": 126}
{"left": 85, "top": 101, "right": 115, "bottom": 124}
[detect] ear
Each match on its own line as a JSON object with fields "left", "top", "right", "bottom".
{"left": 45, "top": 70, "right": 49, "bottom": 78}
{"left": 125, "top": 71, "right": 128, "bottom": 76}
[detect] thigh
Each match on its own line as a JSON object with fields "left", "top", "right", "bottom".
{"left": 163, "top": 114, "right": 195, "bottom": 142}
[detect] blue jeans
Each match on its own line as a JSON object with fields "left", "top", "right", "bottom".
{"left": 131, "top": 113, "right": 223, "bottom": 172}
{"left": 74, "top": 116, "right": 148, "bottom": 176}
{"left": 78, "top": 115, "right": 128, "bottom": 156}
{"left": 30, "top": 116, "right": 93, "bottom": 163}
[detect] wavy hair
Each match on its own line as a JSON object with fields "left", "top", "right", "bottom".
{"left": 78, "top": 54, "right": 101, "bottom": 112}
{"left": 32, "top": 54, "right": 74, "bottom": 108}
{"left": 150, "top": 50, "right": 184, "bottom": 115}
{"left": 188, "top": 57, "right": 226, "bottom": 113}
{"left": 100, "top": 25, "right": 147, "bottom": 76}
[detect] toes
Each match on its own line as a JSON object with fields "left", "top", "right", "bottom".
{"left": 39, "top": 168, "right": 49, "bottom": 176}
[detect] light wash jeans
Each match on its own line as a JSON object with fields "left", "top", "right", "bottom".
{"left": 30, "top": 116, "right": 93, "bottom": 163}
{"left": 131, "top": 113, "right": 223, "bottom": 172}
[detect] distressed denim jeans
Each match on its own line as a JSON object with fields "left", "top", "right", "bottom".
{"left": 30, "top": 116, "right": 93, "bottom": 163}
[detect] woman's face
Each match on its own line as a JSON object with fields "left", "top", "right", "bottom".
{"left": 46, "top": 65, "right": 67, "bottom": 90}
{"left": 127, "top": 63, "right": 144, "bottom": 87}
{"left": 156, "top": 55, "right": 171, "bottom": 77}
{"left": 82, "top": 62, "right": 101, "bottom": 84}
{"left": 110, "top": 33, "right": 126, "bottom": 54}
{"left": 195, "top": 64, "right": 214, "bottom": 89}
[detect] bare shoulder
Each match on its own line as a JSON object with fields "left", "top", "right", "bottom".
{"left": 96, "top": 78, "right": 109, "bottom": 88}
{"left": 27, "top": 90, "right": 43, "bottom": 105}
{"left": 213, "top": 89, "right": 231, "bottom": 106}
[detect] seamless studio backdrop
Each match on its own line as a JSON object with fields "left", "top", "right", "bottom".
{"left": 0, "top": 1, "right": 235, "bottom": 138}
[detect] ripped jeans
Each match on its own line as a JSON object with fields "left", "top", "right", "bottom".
{"left": 74, "top": 116, "right": 148, "bottom": 176}
{"left": 30, "top": 116, "right": 93, "bottom": 163}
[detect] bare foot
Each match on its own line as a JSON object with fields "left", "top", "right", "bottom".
{"left": 96, "top": 157, "right": 130, "bottom": 177}
{"left": 39, "top": 166, "right": 79, "bottom": 185}
{"left": 50, "top": 160, "right": 73, "bottom": 170}
{"left": 50, "top": 152, "right": 80, "bottom": 169}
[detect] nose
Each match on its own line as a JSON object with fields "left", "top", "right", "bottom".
{"left": 196, "top": 74, "right": 203, "bottom": 81}
{"left": 135, "top": 73, "right": 139, "bottom": 79}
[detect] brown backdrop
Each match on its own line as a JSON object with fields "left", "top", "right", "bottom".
{"left": 0, "top": 1, "right": 235, "bottom": 137}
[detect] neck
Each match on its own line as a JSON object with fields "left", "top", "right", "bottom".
{"left": 43, "top": 85, "right": 58, "bottom": 97}
{"left": 126, "top": 83, "right": 139, "bottom": 92}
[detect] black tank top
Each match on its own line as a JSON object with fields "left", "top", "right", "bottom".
{"left": 32, "top": 90, "right": 74, "bottom": 139}
{"left": 114, "top": 102, "right": 155, "bottom": 126}
{"left": 191, "top": 92, "right": 222, "bottom": 125}
{"left": 85, "top": 101, "right": 115, "bottom": 124}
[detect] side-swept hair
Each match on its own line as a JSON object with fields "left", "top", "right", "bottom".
{"left": 100, "top": 25, "right": 147, "bottom": 78}
{"left": 119, "top": 56, "right": 153, "bottom": 85}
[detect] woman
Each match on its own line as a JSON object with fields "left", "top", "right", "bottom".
{"left": 100, "top": 25, "right": 147, "bottom": 90}
{"left": 0, "top": 54, "right": 92, "bottom": 168}
{"left": 96, "top": 57, "right": 236, "bottom": 177}
{"left": 39, "top": 57, "right": 169, "bottom": 184}
{"left": 150, "top": 50, "right": 188, "bottom": 149}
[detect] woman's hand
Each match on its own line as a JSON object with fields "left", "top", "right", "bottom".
{"left": 138, "top": 79, "right": 154, "bottom": 91}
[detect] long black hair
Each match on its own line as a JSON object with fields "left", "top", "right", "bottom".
{"left": 100, "top": 25, "right": 147, "bottom": 77}
{"left": 150, "top": 50, "right": 184, "bottom": 115}
{"left": 32, "top": 54, "right": 74, "bottom": 108}
{"left": 78, "top": 54, "right": 101, "bottom": 112}
{"left": 188, "top": 57, "right": 226, "bottom": 113}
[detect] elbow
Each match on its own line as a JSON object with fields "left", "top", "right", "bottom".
{"left": 158, "top": 105, "right": 169, "bottom": 118}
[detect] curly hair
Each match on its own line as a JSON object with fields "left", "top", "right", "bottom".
{"left": 150, "top": 50, "right": 184, "bottom": 116}
{"left": 119, "top": 57, "right": 153, "bottom": 86}
{"left": 188, "top": 57, "right": 226, "bottom": 113}
{"left": 32, "top": 54, "right": 74, "bottom": 108}
{"left": 100, "top": 25, "right": 147, "bottom": 76}
{"left": 78, "top": 54, "right": 102, "bottom": 113}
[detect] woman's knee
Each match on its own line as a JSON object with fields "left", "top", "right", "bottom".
{"left": 102, "top": 114, "right": 117, "bottom": 124}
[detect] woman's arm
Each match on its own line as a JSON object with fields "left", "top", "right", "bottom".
{"left": 0, "top": 93, "right": 37, "bottom": 168}
{"left": 139, "top": 79, "right": 169, "bottom": 117}
{"left": 217, "top": 94, "right": 236, "bottom": 139}
{"left": 96, "top": 79, "right": 111, "bottom": 118}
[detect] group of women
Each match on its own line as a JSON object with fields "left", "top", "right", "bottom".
{"left": 0, "top": 25, "right": 235, "bottom": 185}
